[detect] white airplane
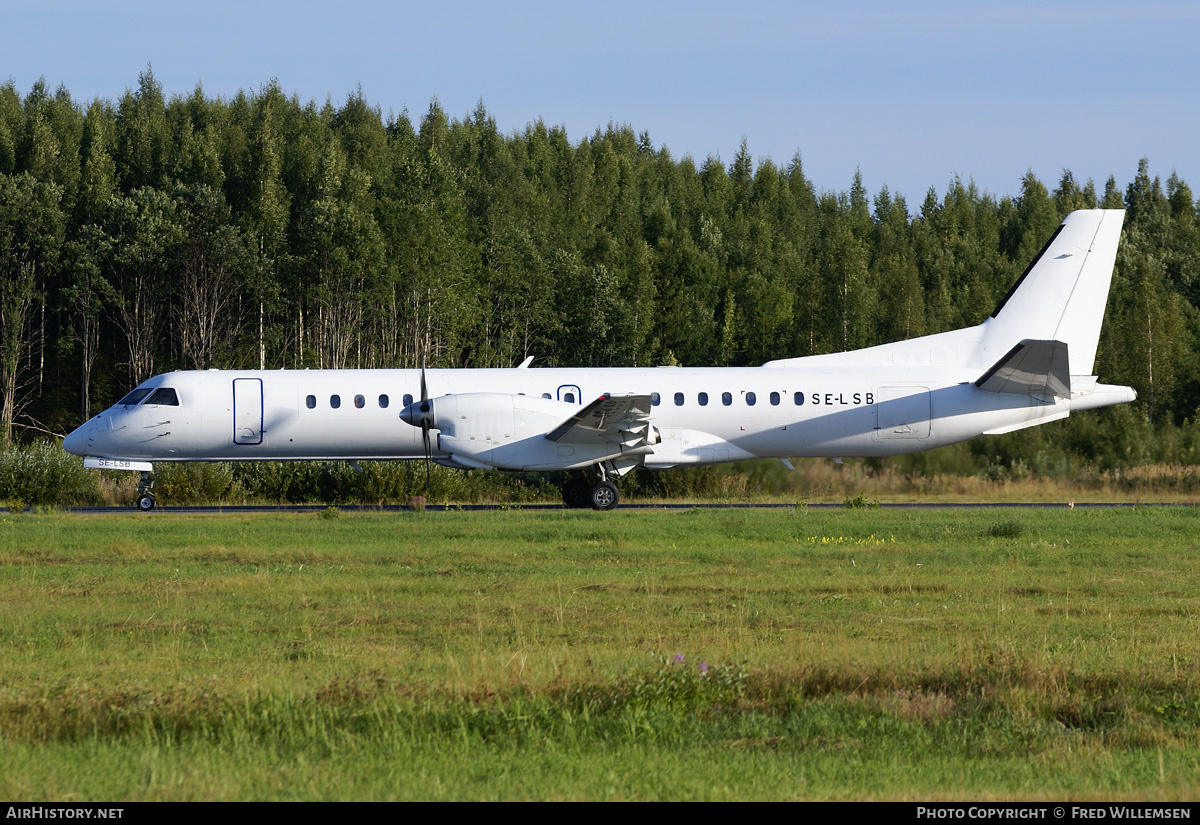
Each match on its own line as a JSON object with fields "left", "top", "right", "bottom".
{"left": 63, "top": 208, "right": 1136, "bottom": 511}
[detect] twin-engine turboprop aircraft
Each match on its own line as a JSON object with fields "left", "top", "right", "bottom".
{"left": 63, "top": 209, "right": 1136, "bottom": 510}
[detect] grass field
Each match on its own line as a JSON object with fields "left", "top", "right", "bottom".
{"left": 1, "top": 507, "right": 1198, "bottom": 800}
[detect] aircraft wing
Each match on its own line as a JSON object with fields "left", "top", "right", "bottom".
{"left": 546, "top": 393, "right": 656, "bottom": 447}
{"left": 975, "top": 339, "right": 1071, "bottom": 399}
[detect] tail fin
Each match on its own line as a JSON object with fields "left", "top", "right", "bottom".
{"left": 762, "top": 208, "right": 1125, "bottom": 375}
{"left": 982, "top": 209, "right": 1124, "bottom": 377}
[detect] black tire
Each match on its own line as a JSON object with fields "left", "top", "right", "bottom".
{"left": 563, "top": 477, "right": 591, "bottom": 508}
{"left": 136, "top": 494, "right": 156, "bottom": 512}
{"left": 589, "top": 481, "right": 619, "bottom": 511}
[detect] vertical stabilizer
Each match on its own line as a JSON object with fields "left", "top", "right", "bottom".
{"left": 982, "top": 209, "right": 1124, "bottom": 376}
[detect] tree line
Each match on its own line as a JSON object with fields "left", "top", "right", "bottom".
{"left": 1, "top": 69, "right": 1197, "bottom": 472}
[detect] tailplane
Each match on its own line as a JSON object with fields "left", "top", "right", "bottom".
{"left": 975, "top": 339, "right": 1070, "bottom": 400}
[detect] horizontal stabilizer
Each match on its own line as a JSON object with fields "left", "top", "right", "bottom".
{"left": 975, "top": 339, "right": 1070, "bottom": 399}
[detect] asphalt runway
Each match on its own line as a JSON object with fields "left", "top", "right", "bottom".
{"left": 55, "top": 501, "right": 1194, "bottom": 514}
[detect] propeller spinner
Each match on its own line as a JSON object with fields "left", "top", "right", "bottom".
{"left": 399, "top": 363, "right": 435, "bottom": 489}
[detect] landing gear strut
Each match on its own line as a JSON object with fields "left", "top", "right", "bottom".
{"left": 136, "top": 471, "right": 156, "bottom": 512}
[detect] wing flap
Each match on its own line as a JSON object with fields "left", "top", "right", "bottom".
{"left": 546, "top": 393, "right": 654, "bottom": 447}
{"left": 975, "top": 339, "right": 1071, "bottom": 399}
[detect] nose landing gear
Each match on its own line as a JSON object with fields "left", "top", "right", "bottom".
{"left": 136, "top": 471, "right": 156, "bottom": 512}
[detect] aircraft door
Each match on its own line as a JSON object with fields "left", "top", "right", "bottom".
{"left": 557, "top": 384, "right": 582, "bottom": 404}
{"left": 233, "top": 378, "right": 264, "bottom": 445}
{"left": 873, "top": 385, "right": 931, "bottom": 440}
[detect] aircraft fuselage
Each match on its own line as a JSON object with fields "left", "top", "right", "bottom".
{"left": 65, "top": 362, "right": 1088, "bottom": 468}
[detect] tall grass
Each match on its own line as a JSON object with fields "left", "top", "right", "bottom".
{"left": 1, "top": 509, "right": 1199, "bottom": 799}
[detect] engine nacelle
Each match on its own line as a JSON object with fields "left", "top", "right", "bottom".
{"left": 401, "top": 392, "right": 655, "bottom": 471}
{"left": 403, "top": 392, "right": 572, "bottom": 438}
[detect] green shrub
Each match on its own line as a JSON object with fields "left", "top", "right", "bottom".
{"left": 0, "top": 442, "right": 103, "bottom": 506}
{"left": 154, "top": 462, "right": 238, "bottom": 504}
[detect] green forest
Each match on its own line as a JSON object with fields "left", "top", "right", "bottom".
{"left": 2, "top": 69, "right": 1199, "bottom": 484}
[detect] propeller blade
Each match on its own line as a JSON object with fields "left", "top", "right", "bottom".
{"left": 420, "top": 361, "right": 431, "bottom": 491}
{"left": 399, "top": 358, "right": 436, "bottom": 495}
{"left": 424, "top": 429, "right": 431, "bottom": 490}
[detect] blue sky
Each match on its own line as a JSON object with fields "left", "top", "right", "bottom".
{"left": 4, "top": 1, "right": 1198, "bottom": 204}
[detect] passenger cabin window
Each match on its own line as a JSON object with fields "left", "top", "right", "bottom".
{"left": 674, "top": 392, "right": 684, "bottom": 406}
{"left": 722, "top": 392, "right": 732, "bottom": 406}
{"left": 354, "top": 394, "right": 365, "bottom": 409}
{"left": 403, "top": 394, "right": 413, "bottom": 407}
{"left": 330, "top": 395, "right": 341, "bottom": 409}
{"left": 794, "top": 392, "right": 805, "bottom": 406}
{"left": 564, "top": 392, "right": 576, "bottom": 403}
{"left": 698, "top": 392, "right": 708, "bottom": 406}
{"left": 651, "top": 392, "right": 660, "bottom": 406}
{"left": 378, "top": 394, "right": 389, "bottom": 408}
{"left": 144, "top": 388, "right": 179, "bottom": 406}
{"left": 542, "top": 392, "right": 552, "bottom": 399}
{"left": 306, "top": 395, "right": 316, "bottom": 409}
{"left": 770, "top": 391, "right": 780, "bottom": 406}
{"left": 745, "top": 391, "right": 756, "bottom": 406}
{"left": 118, "top": 388, "right": 153, "bottom": 406}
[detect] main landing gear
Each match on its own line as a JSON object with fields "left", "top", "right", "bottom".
{"left": 560, "top": 473, "right": 620, "bottom": 511}
{"left": 136, "top": 471, "right": 156, "bottom": 512}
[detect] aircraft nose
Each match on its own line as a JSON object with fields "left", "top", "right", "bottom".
{"left": 63, "top": 422, "right": 89, "bottom": 456}
{"left": 62, "top": 416, "right": 109, "bottom": 456}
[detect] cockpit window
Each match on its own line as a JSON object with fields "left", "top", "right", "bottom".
{"left": 144, "top": 388, "right": 179, "bottom": 406}
{"left": 117, "top": 388, "right": 153, "bottom": 406}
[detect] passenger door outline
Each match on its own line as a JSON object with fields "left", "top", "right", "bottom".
{"left": 233, "top": 378, "right": 264, "bottom": 445}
